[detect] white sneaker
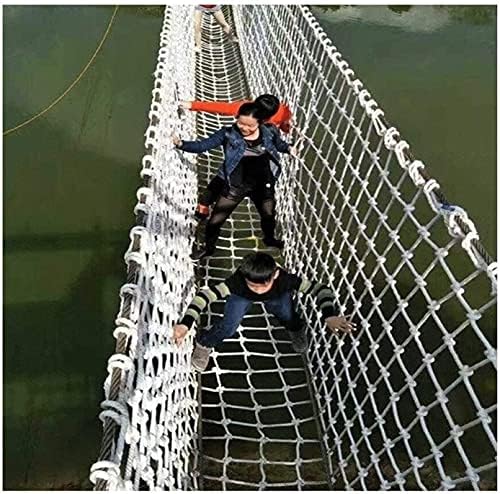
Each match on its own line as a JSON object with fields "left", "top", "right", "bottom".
{"left": 224, "top": 28, "right": 239, "bottom": 43}
{"left": 192, "top": 342, "right": 211, "bottom": 371}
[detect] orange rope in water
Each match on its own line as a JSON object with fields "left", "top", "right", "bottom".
{"left": 3, "top": 5, "right": 119, "bottom": 137}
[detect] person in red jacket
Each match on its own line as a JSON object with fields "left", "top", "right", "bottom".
{"left": 179, "top": 95, "right": 292, "bottom": 134}
{"left": 194, "top": 5, "right": 238, "bottom": 53}
{"left": 179, "top": 94, "right": 293, "bottom": 220}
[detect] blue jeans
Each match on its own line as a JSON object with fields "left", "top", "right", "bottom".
{"left": 198, "top": 291, "right": 301, "bottom": 348}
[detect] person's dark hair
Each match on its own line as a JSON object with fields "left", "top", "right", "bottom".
{"left": 236, "top": 102, "right": 263, "bottom": 122}
{"left": 239, "top": 253, "right": 277, "bottom": 284}
{"left": 254, "top": 94, "right": 280, "bottom": 120}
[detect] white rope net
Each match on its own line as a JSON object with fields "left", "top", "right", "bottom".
{"left": 191, "top": 7, "right": 328, "bottom": 491}
{"left": 91, "top": 5, "right": 497, "bottom": 491}
{"left": 234, "top": 5, "right": 497, "bottom": 490}
{"left": 90, "top": 6, "right": 201, "bottom": 490}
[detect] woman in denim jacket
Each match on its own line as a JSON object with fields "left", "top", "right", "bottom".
{"left": 173, "top": 102, "right": 296, "bottom": 260}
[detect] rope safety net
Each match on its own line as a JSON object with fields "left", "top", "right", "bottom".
{"left": 189, "top": 6, "right": 329, "bottom": 491}
{"left": 90, "top": 6, "right": 200, "bottom": 490}
{"left": 91, "top": 5, "right": 497, "bottom": 491}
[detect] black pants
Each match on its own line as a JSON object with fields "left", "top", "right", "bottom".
{"left": 205, "top": 182, "right": 277, "bottom": 251}
{"left": 199, "top": 175, "right": 226, "bottom": 207}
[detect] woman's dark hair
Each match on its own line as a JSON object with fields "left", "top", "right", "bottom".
{"left": 254, "top": 94, "right": 280, "bottom": 120}
{"left": 236, "top": 102, "right": 263, "bottom": 122}
{"left": 238, "top": 253, "right": 277, "bottom": 283}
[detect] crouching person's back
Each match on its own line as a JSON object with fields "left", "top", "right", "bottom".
{"left": 172, "top": 252, "right": 356, "bottom": 371}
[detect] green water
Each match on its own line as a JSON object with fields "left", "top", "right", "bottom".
{"left": 312, "top": 5, "right": 496, "bottom": 254}
{"left": 3, "top": 5, "right": 496, "bottom": 490}
{"left": 3, "top": 6, "right": 162, "bottom": 489}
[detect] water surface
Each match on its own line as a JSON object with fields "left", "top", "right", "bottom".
{"left": 312, "top": 5, "right": 496, "bottom": 254}
{"left": 3, "top": 6, "right": 162, "bottom": 488}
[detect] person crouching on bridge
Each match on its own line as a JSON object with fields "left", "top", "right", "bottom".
{"left": 179, "top": 94, "right": 293, "bottom": 222}
{"left": 172, "top": 252, "right": 356, "bottom": 371}
{"left": 173, "top": 102, "right": 297, "bottom": 260}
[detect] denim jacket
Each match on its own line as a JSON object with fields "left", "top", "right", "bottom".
{"left": 179, "top": 124, "right": 290, "bottom": 184}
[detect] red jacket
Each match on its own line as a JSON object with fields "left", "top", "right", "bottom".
{"left": 189, "top": 100, "right": 292, "bottom": 134}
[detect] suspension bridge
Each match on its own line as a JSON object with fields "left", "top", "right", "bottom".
{"left": 89, "top": 5, "right": 497, "bottom": 490}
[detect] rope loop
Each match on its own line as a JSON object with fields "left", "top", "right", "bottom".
{"left": 446, "top": 206, "right": 477, "bottom": 238}
{"left": 371, "top": 108, "right": 387, "bottom": 136}
{"left": 352, "top": 79, "right": 363, "bottom": 93}
{"left": 99, "top": 400, "right": 130, "bottom": 427}
{"left": 394, "top": 140, "right": 411, "bottom": 169}
{"left": 462, "top": 232, "right": 482, "bottom": 268}
{"left": 486, "top": 262, "right": 498, "bottom": 294}
{"left": 113, "top": 324, "right": 138, "bottom": 349}
{"left": 365, "top": 99, "right": 378, "bottom": 117}
{"left": 423, "top": 179, "right": 441, "bottom": 213}
{"left": 107, "top": 353, "right": 135, "bottom": 374}
{"left": 384, "top": 127, "right": 400, "bottom": 150}
{"left": 358, "top": 89, "right": 372, "bottom": 108}
{"left": 332, "top": 51, "right": 343, "bottom": 64}
{"left": 89, "top": 461, "right": 122, "bottom": 488}
{"left": 408, "top": 160, "right": 426, "bottom": 186}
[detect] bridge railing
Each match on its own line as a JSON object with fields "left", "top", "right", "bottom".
{"left": 234, "top": 4, "right": 497, "bottom": 490}
{"left": 90, "top": 6, "right": 200, "bottom": 490}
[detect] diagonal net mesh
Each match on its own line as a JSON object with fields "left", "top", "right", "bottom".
{"left": 91, "top": 5, "right": 497, "bottom": 491}
{"left": 233, "top": 4, "right": 497, "bottom": 490}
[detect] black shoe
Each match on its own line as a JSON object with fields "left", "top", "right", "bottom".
{"left": 194, "top": 210, "right": 209, "bottom": 222}
{"left": 288, "top": 328, "right": 308, "bottom": 353}
{"left": 263, "top": 237, "right": 284, "bottom": 249}
{"left": 191, "top": 246, "right": 214, "bottom": 261}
